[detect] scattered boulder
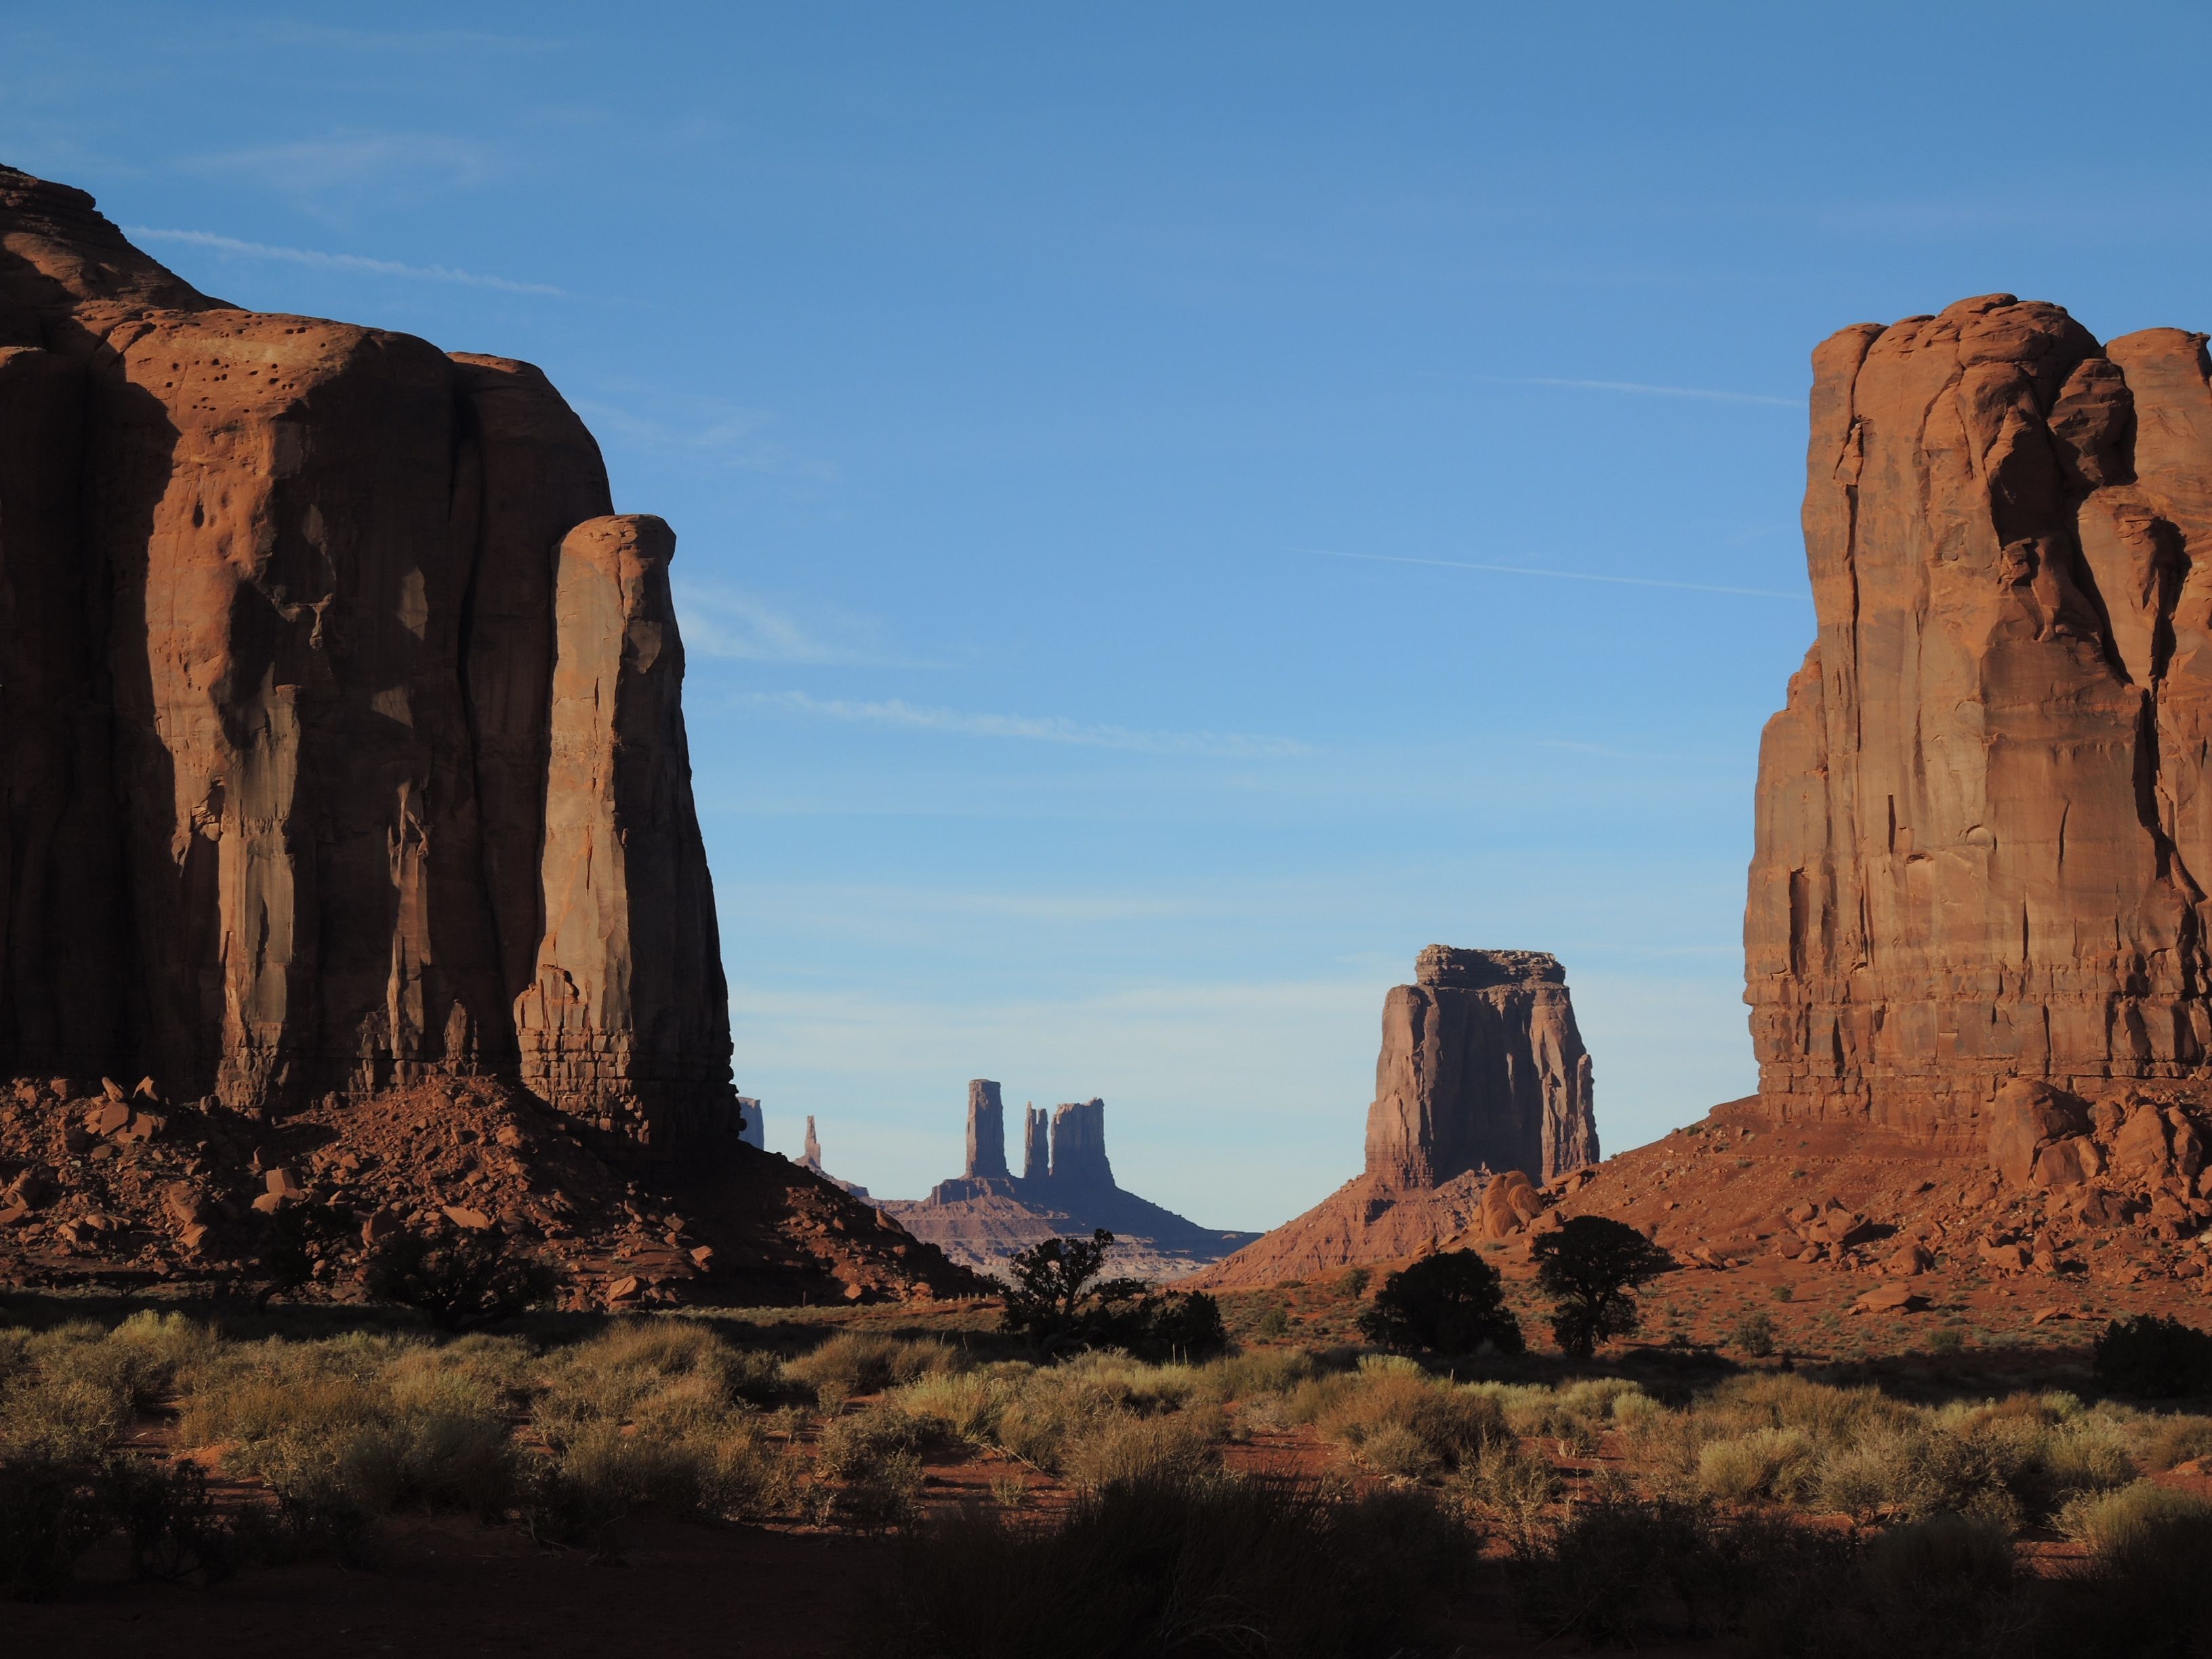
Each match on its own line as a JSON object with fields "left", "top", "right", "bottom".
{"left": 1480, "top": 1170, "right": 1544, "bottom": 1237}
{"left": 1988, "top": 1081, "right": 2091, "bottom": 1187}
{"left": 1854, "top": 1283, "right": 1927, "bottom": 1314}
{"left": 1884, "top": 1243, "right": 1934, "bottom": 1277}
{"left": 2034, "top": 1134, "right": 2103, "bottom": 1189}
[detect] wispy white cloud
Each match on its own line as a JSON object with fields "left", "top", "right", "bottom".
{"left": 182, "top": 132, "right": 504, "bottom": 198}
{"left": 1454, "top": 372, "right": 1797, "bottom": 409}
{"left": 735, "top": 689, "right": 1311, "bottom": 758}
{"left": 673, "top": 582, "right": 930, "bottom": 667}
{"left": 1315, "top": 548, "right": 1801, "bottom": 600}
{"left": 125, "top": 226, "right": 573, "bottom": 297}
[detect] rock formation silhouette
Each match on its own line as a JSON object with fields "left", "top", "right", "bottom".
{"left": 882, "top": 1084, "right": 1256, "bottom": 1279}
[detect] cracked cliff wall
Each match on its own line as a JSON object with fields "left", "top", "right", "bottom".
{"left": 0, "top": 165, "right": 736, "bottom": 1155}
{"left": 1748, "top": 293, "right": 2212, "bottom": 1133}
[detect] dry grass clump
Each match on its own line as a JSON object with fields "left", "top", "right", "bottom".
{"left": 527, "top": 1320, "right": 798, "bottom": 1528}
{"left": 1282, "top": 1357, "right": 1508, "bottom": 1477}
{"left": 181, "top": 1330, "right": 516, "bottom": 1521}
{"left": 1, "top": 1313, "right": 223, "bottom": 1462}
{"left": 2055, "top": 1479, "right": 2212, "bottom": 1553}
{"left": 1604, "top": 1372, "right": 2137, "bottom": 1528}
{"left": 785, "top": 1332, "right": 966, "bottom": 1405}
{"left": 1698, "top": 1426, "right": 1816, "bottom": 1502}
{"left": 2143, "top": 1411, "right": 2212, "bottom": 1471}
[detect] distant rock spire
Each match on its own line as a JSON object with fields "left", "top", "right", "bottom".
{"left": 1022, "top": 1104, "right": 1049, "bottom": 1180}
{"left": 964, "top": 1079, "right": 1010, "bottom": 1179}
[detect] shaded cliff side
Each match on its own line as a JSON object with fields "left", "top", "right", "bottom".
{"left": 0, "top": 165, "right": 981, "bottom": 1305}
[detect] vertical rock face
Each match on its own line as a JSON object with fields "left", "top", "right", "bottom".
{"left": 1023, "top": 1105, "right": 1049, "bottom": 1180}
{"left": 964, "top": 1079, "right": 1009, "bottom": 1179}
{"left": 1748, "top": 293, "right": 2212, "bottom": 1130}
{"left": 1364, "top": 946, "right": 1598, "bottom": 1187}
{"left": 0, "top": 165, "right": 736, "bottom": 1153}
{"left": 514, "top": 514, "right": 731, "bottom": 1153}
{"left": 1048, "top": 1098, "right": 1113, "bottom": 1193}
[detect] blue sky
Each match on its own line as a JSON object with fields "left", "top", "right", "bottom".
{"left": 12, "top": 5, "right": 2212, "bottom": 1229}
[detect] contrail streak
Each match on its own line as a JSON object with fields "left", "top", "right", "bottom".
{"left": 126, "top": 227, "right": 572, "bottom": 296}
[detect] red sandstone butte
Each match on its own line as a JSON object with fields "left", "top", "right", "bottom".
{"left": 0, "top": 163, "right": 730, "bottom": 1156}
{"left": 1193, "top": 947, "right": 1597, "bottom": 1286}
{"left": 1748, "top": 294, "right": 2212, "bottom": 1132}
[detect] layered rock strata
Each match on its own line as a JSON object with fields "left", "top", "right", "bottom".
{"left": 0, "top": 165, "right": 733, "bottom": 1157}
{"left": 1749, "top": 294, "right": 2212, "bottom": 1131}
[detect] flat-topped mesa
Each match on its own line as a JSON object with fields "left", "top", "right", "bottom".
{"left": 1416, "top": 947, "right": 1567, "bottom": 990}
{"left": 1748, "top": 293, "right": 2212, "bottom": 1132}
{"left": 1365, "top": 945, "right": 1598, "bottom": 1188}
{"left": 0, "top": 164, "right": 738, "bottom": 1160}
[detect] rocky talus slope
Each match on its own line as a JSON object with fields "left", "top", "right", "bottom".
{"left": 1193, "top": 948, "right": 1599, "bottom": 1288}
{"left": 1750, "top": 294, "right": 2212, "bottom": 1132}
{"left": 880, "top": 1082, "right": 1258, "bottom": 1280}
{"left": 0, "top": 164, "right": 978, "bottom": 1305}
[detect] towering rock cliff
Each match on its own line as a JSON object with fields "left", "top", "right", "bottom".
{"left": 1366, "top": 947, "right": 1599, "bottom": 1187}
{"left": 0, "top": 165, "right": 735, "bottom": 1157}
{"left": 1748, "top": 293, "right": 2212, "bottom": 1132}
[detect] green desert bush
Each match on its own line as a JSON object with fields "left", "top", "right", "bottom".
{"left": 363, "top": 1227, "right": 557, "bottom": 1332}
{"left": 1357, "top": 1250, "right": 1522, "bottom": 1355}
{"left": 0, "top": 1455, "right": 109, "bottom": 1600}
{"left": 1730, "top": 1310, "right": 1779, "bottom": 1358}
{"left": 812, "top": 1404, "right": 926, "bottom": 1531}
